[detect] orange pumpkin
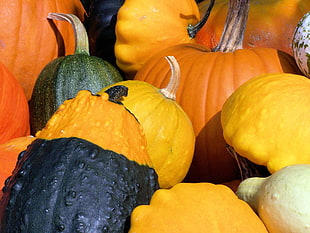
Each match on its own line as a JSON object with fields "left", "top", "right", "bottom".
{"left": 196, "top": 0, "right": 310, "bottom": 55}
{"left": 0, "top": 62, "right": 30, "bottom": 144}
{"left": 0, "top": 0, "right": 85, "bottom": 99}
{"left": 0, "top": 135, "right": 35, "bottom": 196}
{"left": 134, "top": 0, "right": 302, "bottom": 183}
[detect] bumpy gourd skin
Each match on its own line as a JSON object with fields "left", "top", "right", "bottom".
{"left": 0, "top": 137, "right": 159, "bottom": 233}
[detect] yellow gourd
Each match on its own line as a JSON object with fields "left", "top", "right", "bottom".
{"left": 98, "top": 56, "right": 195, "bottom": 188}
{"left": 221, "top": 73, "right": 310, "bottom": 173}
{"left": 129, "top": 182, "right": 269, "bottom": 232}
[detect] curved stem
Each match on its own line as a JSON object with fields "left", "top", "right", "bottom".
{"left": 47, "top": 13, "right": 89, "bottom": 55}
{"left": 160, "top": 56, "right": 180, "bottom": 100}
{"left": 187, "top": 0, "right": 215, "bottom": 38}
{"left": 213, "top": 0, "right": 249, "bottom": 52}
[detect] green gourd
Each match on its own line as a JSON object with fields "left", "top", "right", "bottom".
{"left": 0, "top": 137, "right": 158, "bottom": 233}
{"left": 29, "top": 13, "right": 123, "bottom": 135}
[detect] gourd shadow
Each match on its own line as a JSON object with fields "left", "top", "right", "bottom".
{"left": 47, "top": 19, "right": 66, "bottom": 57}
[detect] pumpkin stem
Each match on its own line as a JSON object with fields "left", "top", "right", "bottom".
{"left": 47, "top": 13, "right": 89, "bottom": 55}
{"left": 213, "top": 0, "right": 249, "bottom": 52}
{"left": 104, "top": 85, "right": 129, "bottom": 104}
{"left": 187, "top": 0, "right": 215, "bottom": 38}
{"left": 160, "top": 56, "right": 180, "bottom": 100}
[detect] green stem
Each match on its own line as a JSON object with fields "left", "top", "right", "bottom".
{"left": 213, "top": 0, "right": 249, "bottom": 52}
{"left": 187, "top": 0, "right": 215, "bottom": 38}
{"left": 47, "top": 13, "right": 89, "bottom": 55}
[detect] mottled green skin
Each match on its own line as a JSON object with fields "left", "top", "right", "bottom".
{"left": 29, "top": 54, "right": 123, "bottom": 135}
{"left": 0, "top": 137, "right": 158, "bottom": 233}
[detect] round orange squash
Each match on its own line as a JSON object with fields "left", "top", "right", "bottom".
{"left": 134, "top": 0, "right": 302, "bottom": 183}
{"left": 0, "top": 0, "right": 85, "bottom": 99}
{"left": 0, "top": 61, "right": 30, "bottom": 144}
{"left": 129, "top": 182, "right": 268, "bottom": 233}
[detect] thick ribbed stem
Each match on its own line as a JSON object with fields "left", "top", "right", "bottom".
{"left": 47, "top": 13, "right": 89, "bottom": 55}
{"left": 160, "top": 56, "right": 181, "bottom": 100}
{"left": 213, "top": 0, "right": 249, "bottom": 52}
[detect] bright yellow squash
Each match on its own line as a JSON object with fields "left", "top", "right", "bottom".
{"left": 114, "top": 0, "right": 200, "bottom": 78}
{"left": 221, "top": 73, "right": 310, "bottom": 173}
{"left": 129, "top": 182, "right": 269, "bottom": 232}
{"left": 99, "top": 56, "right": 195, "bottom": 188}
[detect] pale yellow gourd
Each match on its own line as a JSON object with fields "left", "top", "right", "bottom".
{"left": 236, "top": 164, "right": 310, "bottom": 233}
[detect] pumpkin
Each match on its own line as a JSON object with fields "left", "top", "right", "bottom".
{"left": 29, "top": 13, "right": 123, "bottom": 135}
{"left": 129, "top": 182, "right": 269, "bottom": 232}
{"left": 221, "top": 73, "right": 310, "bottom": 174}
{"left": 99, "top": 56, "right": 195, "bottom": 189}
{"left": 292, "top": 11, "right": 310, "bottom": 77}
{"left": 84, "top": 0, "right": 125, "bottom": 67}
{"left": 0, "top": 136, "right": 35, "bottom": 196}
{"left": 0, "top": 61, "right": 30, "bottom": 144}
{"left": 0, "top": 86, "right": 159, "bottom": 232}
{"left": 114, "top": 0, "right": 200, "bottom": 78}
{"left": 196, "top": 0, "right": 310, "bottom": 55}
{"left": 0, "top": 0, "right": 85, "bottom": 100}
{"left": 236, "top": 164, "right": 310, "bottom": 233}
{"left": 134, "top": 0, "right": 302, "bottom": 183}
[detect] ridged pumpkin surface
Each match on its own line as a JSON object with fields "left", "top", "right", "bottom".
{"left": 134, "top": 43, "right": 301, "bottom": 183}
{"left": 129, "top": 182, "right": 269, "bottom": 233}
{"left": 221, "top": 73, "right": 310, "bottom": 173}
{"left": 36, "top": 90, "right": 152, "bottom": 166}
{"left": 0, "top": 0, "right": 85, "bottom": 99}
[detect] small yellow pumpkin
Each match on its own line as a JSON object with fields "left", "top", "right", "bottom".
{"left": 98, "top": 56, "right": 195, "bottom": 188}
{"left": 221, "top": 73, "right": 310, "bottom": 173}
{"left": 129, "top": 182, "right": 268, "bottom": 232}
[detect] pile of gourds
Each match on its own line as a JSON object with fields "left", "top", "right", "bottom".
{"left": 1, "top": 0, "right": 310, "bottom": 232}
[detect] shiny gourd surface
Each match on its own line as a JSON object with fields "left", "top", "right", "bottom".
{"left": 99, "top": 56, "right": 195, "bottom": 189}
{"left": 221, "top": 73, "right": 310, "bottom": 174}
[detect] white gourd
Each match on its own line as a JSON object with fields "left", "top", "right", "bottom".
{"left": 292, "top": 11, "right": 310, "bottom": 77}
{"left": 236, "top": 164, "right": 310, "bottom": 233}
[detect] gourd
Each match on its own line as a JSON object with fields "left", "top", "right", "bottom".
{"left": 0, "top": 87, "right": 159, "bottom": 232}
{"left": 236, "top": 164, "right": 310, "bottom": 233}
{"left": 114, "top": 0, "right": 201, "bottom": 78}
{"left": 134, "top": 0, "right": 301, "bottom": 183}
{"left": 0, "top": 61, "right": 30, "bottom": 144}
{"left": 29, "top": 13, "right": 123, "bottom": 135}
{"left": 0, "top": 0, "right": 85, "bottom": 100}
{"left": 221, "top": 73, "right": 310, "bottom": 174}
{"left": 84, "top": 0, "right": 125, "bottom": 67}
{"left": 99, "top": 56, "right": 195, "bottom": 189}
{"left": 292, "top": 11, "right": 310, "bottom": 77}
{"left": 196, "top": 0, "right": 310, "bottom": 55}
{"left": 129, "top": 182, "right": 269, "bottom": 232}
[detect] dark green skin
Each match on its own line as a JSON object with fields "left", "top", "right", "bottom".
{"left": 29, "top": 54, "right": 123, "bottom": 135}
{"left": 0, "top": 137, "right": 159, "bottom": 233}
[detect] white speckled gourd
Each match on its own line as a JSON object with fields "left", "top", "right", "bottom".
{"left": 292, "top": 11, "right": 310, "bottom": 77}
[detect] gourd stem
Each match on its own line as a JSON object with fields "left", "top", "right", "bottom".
{"left": 213, "top": 0, "right": 249, "bottom": 52}
{"left": 236, "top": 177, "right": 266, "bottom": 213}
{"left": 47, "top": 13, "right": 89, "bottom": 55}
{"left": 160, "top": 56, "right": 180, "bottom": 100}
{"left": 187, "top": 0, "right": 215, "bottom": 38}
